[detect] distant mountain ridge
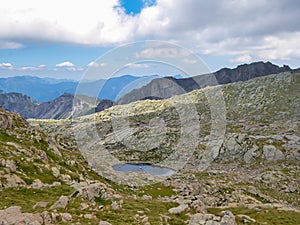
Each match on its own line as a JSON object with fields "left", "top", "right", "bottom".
{"left": 117, "top": 61, "right": 293, "bottom": 105}
{"left": 0, "top": 61, "right": 298, "bottom": 119}
{"left": 0, "top": 75, "right": 159, "bottom": 102}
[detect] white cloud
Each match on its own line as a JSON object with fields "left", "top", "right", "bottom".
{"left": 76, "top": 67, "right": 85, "bottom": 71}
{"left": 0, "top": 0, "right": 135, "bottom": 45}
{"left": 0, "top": 40, "right": 24, "bottom": 49}
{"left": 0, "top": 63, "right": 49, "bottom": 71}
{"left": 87, "top": 61, "right": 107, "bottom": 68}
{"left": 135, "top": 47, "right": 191, "bottom": 59}
{"left": 16, "top": 66, "right": 39, "bottom": 71}
{"left": 56, "top": 61, "right": 75, "bottom": 67}
{"left": 67, "top": 67, "right": 85, "bottom": 72}
{"left": 0, "top": 62, "right": 13, "bottom": 68}
{"left": 230, "top": 54, "right": 253, "bottom": 63}
{"left": 125, "top": 63, "right": 149, "bottom": 68}
{"left": 0, "top": 0, "right": 299, "bottom": 64}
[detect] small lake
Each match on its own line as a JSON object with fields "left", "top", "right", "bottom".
{"left": 112, "top": 163, "right": 175, "bottom": 176}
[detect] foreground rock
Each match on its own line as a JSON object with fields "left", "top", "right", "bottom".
{"left": 189, "top": 210, "right": 237, "bottom": 225}
{"left": 0, "top": 206, "right": 43, "bottom": 225}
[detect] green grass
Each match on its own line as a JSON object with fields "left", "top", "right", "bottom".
{"left": 207, "top": 206, "right": 300, "bottom": 225}
{"left": 0, "top": 185, "right": 74, "bottom": 213}
{"left": 136, "top": 182, "right": 175, "bottom": 198}
{"left": 94, "top": 198, "right": 186, "bottom": 225}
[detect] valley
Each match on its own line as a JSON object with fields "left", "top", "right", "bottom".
{"left": 0, "top": 71, "right": 295, "bottom": 224}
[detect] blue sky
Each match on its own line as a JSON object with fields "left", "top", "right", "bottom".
{"left": 0, "top": 0, "right": 299, "bottom": 80}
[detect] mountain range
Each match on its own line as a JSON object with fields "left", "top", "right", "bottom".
{"left": 117, "top": 61, "right": 293, "bottom": 104}
{"left": 0, "top": 92, "right": 99, "bottom": 119}
{"left": 0, "top": 61, "right": 298, "bottom": 119}
{"left": 0, "top": 68, "right": 299, "bottom": 224}
{"left": 0, "top": 75, "right": 159, "bottom": 102}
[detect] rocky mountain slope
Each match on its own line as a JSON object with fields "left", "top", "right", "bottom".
{"left": 0, "top": 93, "right": 98, "bottom": 119}
{"left": 2, "top": 106, "right": 227, "bottom": 225}
{"left": 28, "top": 72, "right": 300, "bottom": 224}
{"left": 117, "top": 61, "right": 292, "bottom": 105}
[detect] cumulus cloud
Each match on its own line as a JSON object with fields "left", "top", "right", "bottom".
{"left": 0, "top": 63, "right": 48, "bottom": 71}
{"left": 56, "top": 61, "right": 75, "bottom": 67}
{"left": 87, "top": 61, "right": 107, "bottom": 68}
{"left": 0, "top": 0, "right": 300, "bottom": 63}
{"left": 0, "top": 0, "right": 135, "bottom": 45}
{"left": 67, "top": 67, "right": 85, "bottom": 72}
{"left": 0, "top": 62, "right": 13, "bottom": 68}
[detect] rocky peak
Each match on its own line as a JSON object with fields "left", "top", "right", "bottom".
{"left": 117, "top": 61, "right": 293, "bottom": 105}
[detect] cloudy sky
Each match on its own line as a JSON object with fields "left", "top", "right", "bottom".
{"left": 0, "top": 0, "right": 299, "bottom": 79}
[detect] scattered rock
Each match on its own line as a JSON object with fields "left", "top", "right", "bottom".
{"left": 188, "top": 211, "right": 236, "bottom": 225}
{"left": 134, "top": 214, "right": 149, "bottom": 224}
{"left": 191, "top": 198, "right": 206, "bottom": 213}
{"left": 31, "top": 179, "right": 46, "bottom": 189}
{"left": 3, "top": 174, "right": 26, "bottom": 187}
{"left": 51, "top": 167, "right": 60, "bottom": 178}
{"left": 80, "top": 202, "right": 89, "bottom": 210}
{"left": 111, "top": 201, "right": 119, "bottom": 210}
{"left": 141, "top": 195, "right": 152, "bottom": 200}
{"left": 0, "top": 206, "right": 43, "bottom": 225}
{"left": 84, "top": 214, "right": 94, "bottom": 219}
{"left": 168, "top": 204, "right": 189, "bottom": 214}
{"left": 220, "top": 210, "right": 237, "bottom": 225}
{"left": 237, "top": 214, "right": 256, "bottom": 223}
{"left": 33, "top": 202, "right": 49, "bottom": 209}
{"left": 99, "top": 221, "right": 112, "bottom": 225}
{"left": 5, "top": 160, "right": 16, "bottom": 173}
{"left": 61, "top": 213, "right": 72, "bottom": 222}
{"left": 263, "top": 145, "right": 285, "bottom": 161}
{"left": 72, "top": 182, "right": 110, "bottom": 203}
{"left": 50, "top": 196, "right": 69, "bottom": 209}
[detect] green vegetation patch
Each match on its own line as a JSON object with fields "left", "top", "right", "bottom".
{"left": 207, "top": 206, "right": 300, "bottom": 225}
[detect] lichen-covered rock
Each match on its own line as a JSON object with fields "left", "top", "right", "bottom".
{"left": 263, "top": 145, "right": 285, "bottom": 161}
{"left": 188, "top": 210, "right": 236, "bottom": 225}
{"left": 0, "top": 206, "right": 43, "bottom": 225}
{"left": 99, "top": 221, "right": 112, "bottom": 225}
{"left": 72, "top": 181, "right": 111, "bottom": 203}
{"left": 168, "top": 204, "right": 189, "bottom": 214}
{"left": 50, "top": 195, "right": 69, "bottom": 209}
{"left": 3, "top": 174, "right": 26, "bottom": 187}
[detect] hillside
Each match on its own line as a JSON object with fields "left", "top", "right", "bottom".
{"left": 117, "top": 61, "right": 292, "bottom": 105}
{"left": 0, "top": 93, "right": 98, "bottom": 119}
{"left": 28, "top": 72, "right": 300, "bottom": 224}
{"left": 1, "top": 106, "right": 215, "bottom": 224}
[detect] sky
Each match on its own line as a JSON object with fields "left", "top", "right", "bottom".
{"left": 0, "top": 0, "right": 299, "bottom": 80}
